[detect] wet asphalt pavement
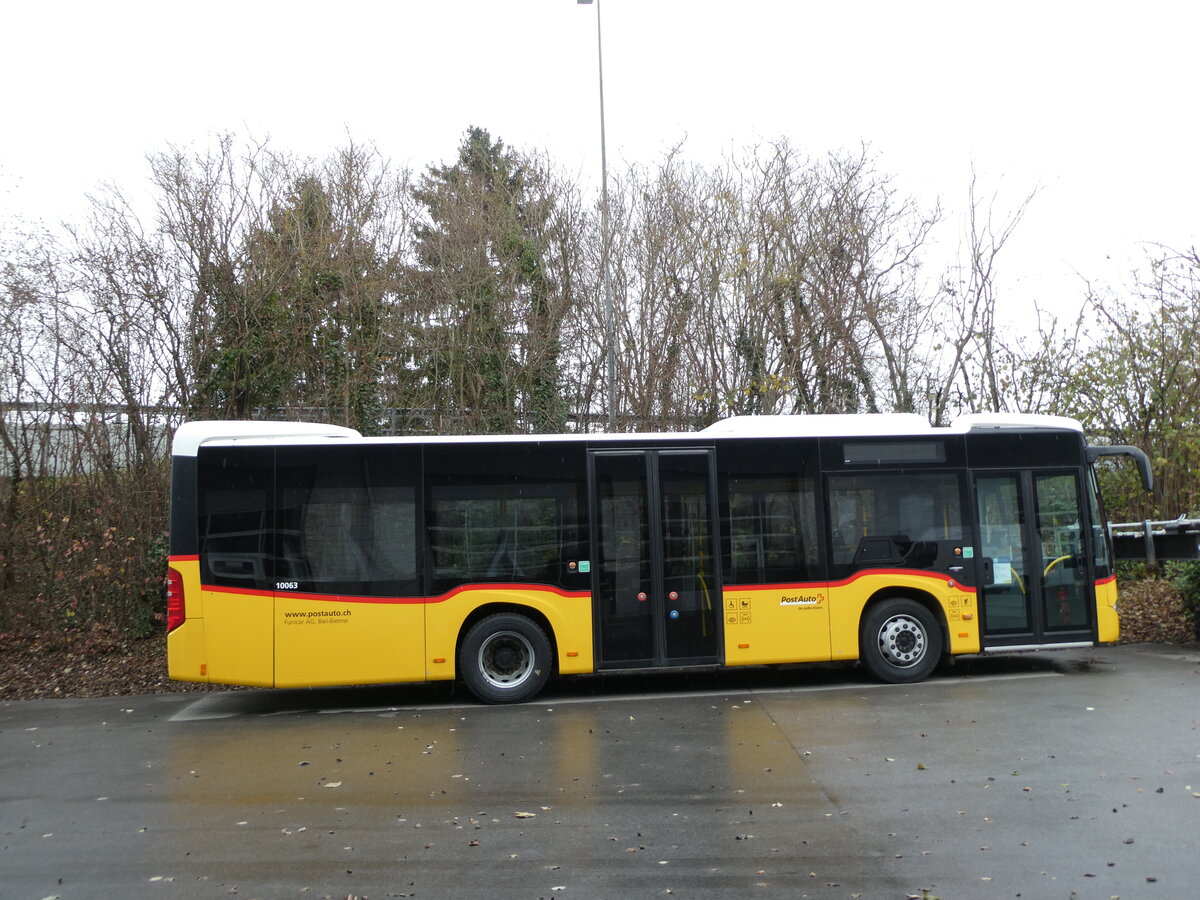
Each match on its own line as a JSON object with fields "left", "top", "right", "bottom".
{"left": 2, "top": 644, "right": 1199, "bottom": 900}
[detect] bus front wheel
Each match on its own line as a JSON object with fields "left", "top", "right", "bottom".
{"left": 860, "top": 598, "right": 941, "bottom": 684}
{"left": 460, "top": 613, "right": 552, "bottom": 704}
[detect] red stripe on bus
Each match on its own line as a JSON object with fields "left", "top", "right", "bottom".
{"left": 432, "top": 583, "right": 590, "bottom": 603}
{"left": 830, "top": 568, "right": 978, "bottom": 592}
{"left": 199, "top": 582, "right": 591, "bottom": 605}
{"left": 169, "top": 554, "right": 200, "bottom": 562}
{"left": 724, "top": 569, "right": 979, "bottom": 594}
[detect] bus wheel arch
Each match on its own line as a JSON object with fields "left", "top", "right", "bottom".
{"left": 457, "top": 607, "right": 556, "bottom": 704}
{"left": 859, "top": 593, "right": 945, "bottom": 684}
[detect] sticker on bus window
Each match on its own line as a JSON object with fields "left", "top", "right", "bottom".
{"left": 994, "top": 557, "right": 1013, "bottom": 585}
{"left": 578, "top": 560, "right": 591, "bottom": 574}
{"left": 963, "top": 547, "right": 974, "bottom": 559}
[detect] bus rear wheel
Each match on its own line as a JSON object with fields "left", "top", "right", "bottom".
{"left": 460, "top": 613, "right": 552, "bottom": 704}
{"left": 860, "top": 598, "right": 941, "bottom": 684}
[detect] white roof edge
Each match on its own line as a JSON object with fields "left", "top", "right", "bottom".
{"left": 949, "top": 413, "right": 1084, "bottom": 434}
{"left": 704, "top": 412, "right": 1085, "bottom": 437}
{"left": 172, "top": 413, "right": 1086, "bottom": 456}
{"left": 701, "top": 413, "right": 933, "bottom": 437}
{"left": 172, "top": 420, "right": 362, "bottom": 457}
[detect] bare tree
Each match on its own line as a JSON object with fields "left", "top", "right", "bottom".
{"left": 596, "top": 140, "right": 942, "bottom": 428}
{"left": 931, "top": 172, "right": 1037, "bottom": 422}
{"left": 1057, "top": 247, "right": 1200, "bottom": 519}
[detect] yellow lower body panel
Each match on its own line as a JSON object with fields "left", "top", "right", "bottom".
{"left": 424, "top": 586, "right": 595, "bottom": 681}
{"left": 1095, "top": 577, "right": 1120, "bottom": 643}
{"left": 167, "top": 619, "right": 209, "bottom": 683}
{"left": 826, "top": 572, "right": 980, "bottom": 660}
{"left": 167, "top": 558, "right": 208, "bottom": 683}
{"left": 274, "top": 597, "right": 426, "bottom": 688}
{"left": 722, "top": 585, "right": 831, "bottom": 666}
{"left": 721, "top": 572, "right": 981, "bottom": 668}
{"left": 169, "top": 580, "right": 592, "bottom": 689}
{"left": 203, "top": 588, "right": 274, "bottom": 686}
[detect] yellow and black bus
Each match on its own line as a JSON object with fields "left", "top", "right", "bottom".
{"left": 167, "top": 414, "right": 1150, "bottom": 702}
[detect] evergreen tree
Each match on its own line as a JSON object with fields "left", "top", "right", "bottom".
{"left": 411, "top": 127, "right": 566, "bottom": 433}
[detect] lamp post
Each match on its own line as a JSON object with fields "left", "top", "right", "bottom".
{"left": 578, "top": 0, "right": 617, "bottom": 431}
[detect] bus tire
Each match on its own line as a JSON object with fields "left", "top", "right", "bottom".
{"left": 860, "top": 598, "right": 941, "bottom": 684}
{"left": 460, "top": 613, "right": 552, "bottom": 704}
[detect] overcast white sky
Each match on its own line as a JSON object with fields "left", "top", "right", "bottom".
{"left": 2, "top": 0, "right": 1196, "bottom": 321}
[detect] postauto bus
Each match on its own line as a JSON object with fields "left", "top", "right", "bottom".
{"left": 166, "top": 413, "right": 1150, "bottom": 702}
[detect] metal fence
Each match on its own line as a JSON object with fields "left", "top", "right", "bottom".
{"left": 0, "top": 402, "right": 688, "bottom": 482}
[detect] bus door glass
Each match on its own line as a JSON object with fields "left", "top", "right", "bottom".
{"left": 1035, "top": 473, "right": 1091, "bottom": 632}
{"left": 591, "top": 449, "right": 721, "bottom": 668}
{"left": 974, "top": 472, "right": 1091, "bottom": 643}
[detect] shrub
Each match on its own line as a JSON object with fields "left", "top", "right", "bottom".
{"left": 1167, "top": 560, "right": 1200, "bottom": 640}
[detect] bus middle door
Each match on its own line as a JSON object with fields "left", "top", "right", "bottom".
{"left": 590, "top": 449, "right": 722, "bottom": 669}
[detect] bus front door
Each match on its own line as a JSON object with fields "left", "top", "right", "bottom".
{"left": 590, "top": 450, "right": 722, "bottom": 669}
{"left": 974, "top": 472, "right": 1093, "bottom": 646}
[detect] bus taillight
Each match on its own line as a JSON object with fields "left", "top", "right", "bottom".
{"left": 167, "top": 567, "right": 186, "bottom": 633}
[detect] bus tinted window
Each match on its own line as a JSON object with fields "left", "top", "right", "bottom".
{"left": 1086, "top": 470, "right": 1113, "bottom": 579}
{"left": 966, "top": 432, "right": 1079, "bottom": 468}
{"left": 275, "top": 447, "right": 420, "bottom": 596}
{"left": 430, "top": 483, "right": 582, "bottom": 591}
{"left": 827, "top": 473, "right": 965, "bottom": 577}
{"left": 198, "top": 449, "right": 273, "bottom": 589}
{"left": 726, "top": 476, "right": 819, "bottom": 584}
{"left": 280, "top": 484, "right": 417, "bottom": 586}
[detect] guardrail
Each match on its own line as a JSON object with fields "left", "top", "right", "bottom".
{"left": 1110, "top": 517, "right": 1200, "bottom": 561}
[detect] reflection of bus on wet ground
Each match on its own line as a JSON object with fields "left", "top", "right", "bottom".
{"left": 167, "top": 413, "right": 1152, "bottom": 703}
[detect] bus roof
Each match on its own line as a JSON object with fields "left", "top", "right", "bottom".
{"left": 705, "top": 413, "right": 1084, "bottom": 437}
{"left": 171, "top": 413, "right": 1086, "bottom": 458}
{"left": 171, "top": 420, "right": 362, "bottom": 457}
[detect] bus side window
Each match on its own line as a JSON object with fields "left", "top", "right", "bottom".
{"left": 726, "top": 475, "right": 819, "bottom": 585}
{"left": 429, "top": 482, "right": 581, "bottom": 592}
{"left": 368, "top": 487, "right": 418, "bottom": 583}
{"left": 197, "top": 450, "right": 273, "bottom": 590}
{"left": 301, "top": 488, "right": 372, "bottom": 583}
{"left": 826, "top": 473, "right": 965, "bottom": 578}
{"left": 275, "top": 447, "right": 420, "bottom": 597}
